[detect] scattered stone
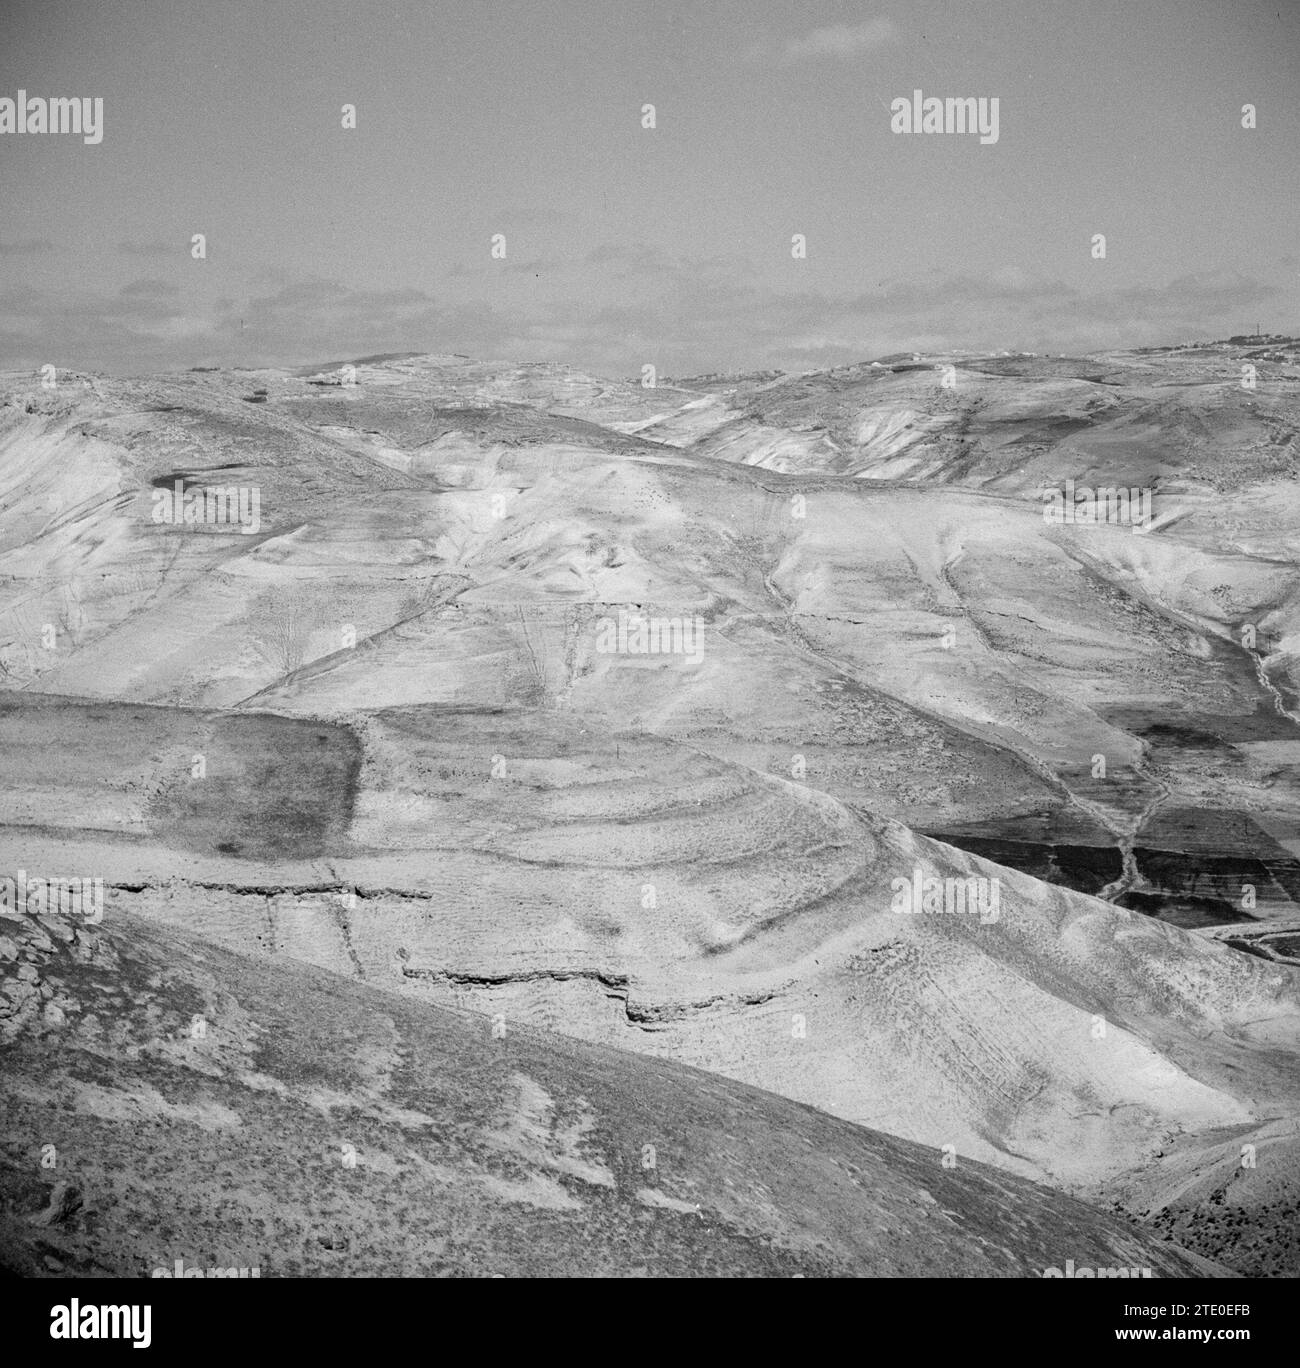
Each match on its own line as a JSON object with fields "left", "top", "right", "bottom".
{"left": 35, "top": 914, "right": 75, "bottom": 943}
{"left": 21, "top": 921, "right": 55, "bottom": 954}
{"left": 31, "top": 1180, "right": 83, "bottom": 1227}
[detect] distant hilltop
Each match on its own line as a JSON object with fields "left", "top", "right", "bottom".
{"left": 1163, "top": 333, "right": 1300, "bottom": 350}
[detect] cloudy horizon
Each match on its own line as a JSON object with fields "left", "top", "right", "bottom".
{"left": 1, "top": 0, "right": 1296, "bottom": 377}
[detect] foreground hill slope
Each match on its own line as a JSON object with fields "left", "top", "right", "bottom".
{"left": 0, "top": 902, "right": 1226, "bottom": 1278}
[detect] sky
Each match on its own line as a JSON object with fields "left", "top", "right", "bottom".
{"left": 0, "top": 0, "right": 1296, "bottom": 376}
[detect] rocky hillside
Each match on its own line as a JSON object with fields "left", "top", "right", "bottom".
{"left": 0, "top": 902, "right": 1228, "bottom": 1278}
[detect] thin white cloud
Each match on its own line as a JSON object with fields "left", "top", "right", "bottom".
{"left": 776, "top": 19, "right": 897, "bottom": 65}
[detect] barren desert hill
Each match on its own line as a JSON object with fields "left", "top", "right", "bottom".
{"left": 5, "top": 691, "right": 1300, "bottom": 1213}
{"left": 2, "top": 345, "right": 1300, "bottom": 1273}
{"left": 4, "top": 347, "right": 1300, "bottom": 934}
{"left": 635, "top": 341, "right": 1300, "bottom": 494}
{"left": 0, "top": 900, "right": 1229, "bottom": 1279}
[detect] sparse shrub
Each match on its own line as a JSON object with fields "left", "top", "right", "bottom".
{"left": 249, "top": 586, "right": 318, "bottom": 676}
